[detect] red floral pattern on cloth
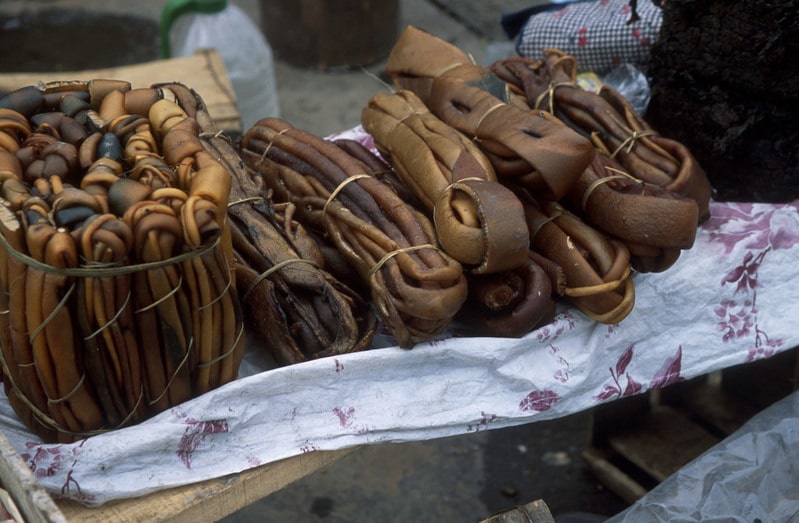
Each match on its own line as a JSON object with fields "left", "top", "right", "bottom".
{"left": 706, "top": 202, "right": 799, "bottom": 361}
{"left": 594, "top": 345, "right": 684, "bottom": 401}
{"left": 3, "top": 193, "right": 799, "bottom": 507}
{"left": 177, "top": 419, "right": 230, "bottom": 469}
{"left": 21, "top": 439, "right": 95, "bottom": 504}
{"left": 520, "top": 389, "right": 562, "bottom": 412}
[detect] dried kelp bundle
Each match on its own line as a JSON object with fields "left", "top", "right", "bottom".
{"left": 191, "top": 113, "right": 377, "bottom": 365}
{"left": 0, "top": 80, "right": 244, "bottom": 442}
{"left": 362, "top": 89, "right": 529, "bottom": 274}
{"left": 238, "top": 118, "right": 468, "bottom": 348}
{"left": 490, "top": 52, "right": 712, "bottom": 221}
{"left": 332, "top": 138, "right": 421, "bottom": 211}
{"left": 515, "top": 190, "right": 635, "bottom": 324}
{"left": 384, "top": 26, "right": 595, "bottom": 200}
{"left": 454, "top": 251, "right": 562, "bottom": 338}
{"left": 563, "top": 153, "right": 700, "bottom": 273}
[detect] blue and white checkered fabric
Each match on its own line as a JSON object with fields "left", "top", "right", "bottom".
{"left": 514, "top": 0, "right": 663, "bottom": 76}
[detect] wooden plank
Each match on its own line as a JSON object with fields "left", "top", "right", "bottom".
{"left": 0, "top": 431, "right": 67, "bottom": 523}
{"left": 480, "top": 499, "right": 555, "bottom": 523}
{"left": 1, "top": 487, "right": 26, "bottom": 522}
{"left": 55, "top": 446, "right": 356, "bottom": 522}
{"left": 587, "top": 372, "right": 788, "bottom": 502}
{"left": 2, "top": 424, "right": 355, "bottom": 522}
{"left": 0, "top": 49, "right": 241, "bottom": 133}
{"left": 607, "top": 405, "right": 720, "bottom": 482}
{"left": 581, "top": 447, "right": 648, "bottom": 505}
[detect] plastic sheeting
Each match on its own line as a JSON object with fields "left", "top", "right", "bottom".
{"left": 607, "top": 391, "right": 799, "bottom": 523}
{"left": 2, "top": 128, "right": 799, "bottom": 506}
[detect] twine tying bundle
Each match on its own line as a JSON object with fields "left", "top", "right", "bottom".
{"left": 516, "top": 193, "right": 635, "bottom": 324}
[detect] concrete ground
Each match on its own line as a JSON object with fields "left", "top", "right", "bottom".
{"left": 222, "top": 409, "right": 628, "bottom": 522}
{"left": 0, "top": 0, "right": 631, "bottom": 520}
{"left": 0, "top": 0, "right": 523, "bottom": 137}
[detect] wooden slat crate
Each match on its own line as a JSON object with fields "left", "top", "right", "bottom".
{"left": 583, "top": 346, "right": 799, "bottom": 505}
{"left": 0, "top": 49, "right": 241, "bottom": 134}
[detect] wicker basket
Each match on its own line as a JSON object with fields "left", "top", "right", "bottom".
{"left": 0, "top": 79, "right": 245, "bottom": 443}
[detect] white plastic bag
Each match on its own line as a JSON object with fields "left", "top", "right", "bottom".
{"left": 167, "top": 1, "right": 280, "bottom": 130}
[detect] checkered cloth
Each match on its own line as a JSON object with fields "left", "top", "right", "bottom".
{"left": 511, "top": 0, "right": 663, "bottom": 76}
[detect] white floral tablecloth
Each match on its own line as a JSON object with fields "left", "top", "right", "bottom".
{"left": 2, "top": 129, "right": 798, "bottom": 506}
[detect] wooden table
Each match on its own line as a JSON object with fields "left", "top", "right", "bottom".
{"left": 1, "top": 428, "right": 355, "bottom": 522}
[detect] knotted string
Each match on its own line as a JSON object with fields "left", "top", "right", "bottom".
{"left": 528, "top": 208, "right": 564, "bottom": 242}
{"left": 533, "top": 81, "right": 578, "bottom": 112}
{"left": 256, "top": 127, "right": 290, "bottom": 167}
{"left": 472, "top": 103, "right": 505, "bottom": 141}
{"left": 369, "top": 244, "right": 439, "bottom": 278}
{"left": 580, "top": 170, "right": 642, "bottom": 211}
{"left": 241, "top": 258, "right": 322, "bottom": 303}
{"left": 610, "top": 129, "right": 659, "bottom": 158}
{"left": 322, "top": 173, "right": 372, "bottom": 221}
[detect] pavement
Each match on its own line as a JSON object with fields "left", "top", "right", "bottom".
{"left": 0, "top": 0, "right": 630, "bottom": 520}
{"left": 0, "top": 0, "right": 523, "bottom": 138}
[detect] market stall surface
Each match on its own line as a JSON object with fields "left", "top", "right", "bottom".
{"left": 0, "top": 0, "right": 669, "bottom": 520}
